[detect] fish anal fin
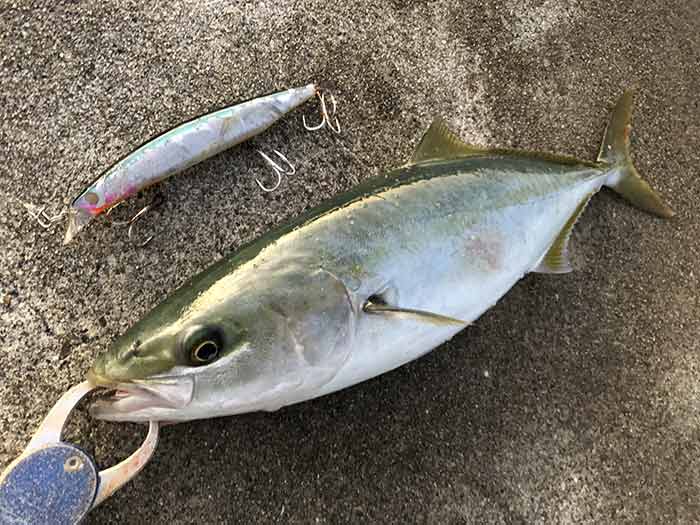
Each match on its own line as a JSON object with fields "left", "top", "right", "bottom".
{"left": 410, "top": 118, "right": 486, "bottom": 164}
{"left": 363, "top": 300, "right": 466, "bottom": 327}
{"left": 534, "top": 192, "right": 595, "bottom": 274}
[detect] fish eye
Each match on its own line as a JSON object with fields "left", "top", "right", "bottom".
{"left": 182, "top": 325, "right": 223, "bottom": 366}
{"left": 191, "top": 340, "right": 219, "bottom": 364}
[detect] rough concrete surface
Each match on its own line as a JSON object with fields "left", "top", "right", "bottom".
{"left": 1, "top": 1, "right": 698, "bottom": 523}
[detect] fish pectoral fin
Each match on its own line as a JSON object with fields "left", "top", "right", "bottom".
{"left": 410, "top": 117, "right": 486, "bottom": 164}
{"left": 363, "top": 300, "right": 467, "bottom": 327}
{"left": 533, "top": 192, "right": 595, "bottom": 274}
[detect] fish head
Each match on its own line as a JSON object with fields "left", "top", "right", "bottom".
{"left": 88, "top": 267, "right": 355, "bottom": 422}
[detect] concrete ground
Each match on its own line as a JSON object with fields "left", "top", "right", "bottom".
{"left": 1, "top": 1, "right": 698, "bottom": 523}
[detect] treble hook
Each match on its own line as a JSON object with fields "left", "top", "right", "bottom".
{"left": 126, "top": 204, "right": 155, "bottom": 247}
{"left": 302, "top": 99, "right": 326, "bottom": 131}
{"left": 104, "top": 201, "right": 131, "bottom": 226}
{"left": 302, "top": 90, "right": 341, "bottom": 134}
{"left": 325, "top": 92, "right": 341, "bottom": 134}
{"left": 104, "top": 195, "right": 162, "bottom": 247}
{"left": 256, "top": 149, "right": 296, "bottom": 192}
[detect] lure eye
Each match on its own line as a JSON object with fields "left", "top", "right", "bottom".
{"left": 191, "top": 340, "right": 219, "bottom": 364}
{"left": 84, "top": 191, "right": 99, "bottom": 205}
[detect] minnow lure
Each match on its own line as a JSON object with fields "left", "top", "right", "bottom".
{"left": 86, "top": 92, "right": 673, "bottom": 423}
{"left": 64, "top": 84, "right": 317, "bottom": 243}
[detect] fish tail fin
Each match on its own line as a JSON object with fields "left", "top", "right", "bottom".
{"left": 598, "top": 90, "right": 674, "bottom": 218}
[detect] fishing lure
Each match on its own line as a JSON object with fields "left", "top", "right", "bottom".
{"left": 64, "top": 84, "right": 318, "bottom": 243}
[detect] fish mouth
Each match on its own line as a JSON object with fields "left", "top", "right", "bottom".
{"left": 88, "top": 373, "right": 194, "bottom": 422}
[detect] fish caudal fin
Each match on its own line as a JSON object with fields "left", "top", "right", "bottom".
{"left": 598, "top": 91, "right": 674, "bottom": 218}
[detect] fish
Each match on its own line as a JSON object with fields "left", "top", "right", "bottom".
{"left": 64, "top": 84, "right": 317, "bottom": 243}
{"left": 87, "top": 91, "right": 673, "bottom": 422}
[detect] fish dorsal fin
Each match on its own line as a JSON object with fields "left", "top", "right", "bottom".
{"left": 410, "top": 118, "right": 486, "bottom": 164}
{"left": 534, "top": 192, "right": 595, "bottom": 274}
{"left": 363, "top": 299, "right": 466, "bottom": 327}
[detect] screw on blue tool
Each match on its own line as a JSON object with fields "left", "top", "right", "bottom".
{"left": 0, "top": 443, "right": 98, "bottom": 525}
{"left": 0, "top": 382, "right": 159, "bottom": 525}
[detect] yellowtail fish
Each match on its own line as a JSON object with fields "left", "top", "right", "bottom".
{"left": 87, "top": 91, "right": 673, "bottom": 422}
{"left": 64, "top": 84, "right": 317, "bottom": 243}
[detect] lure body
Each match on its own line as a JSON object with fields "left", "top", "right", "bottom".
{"left": 64, "top": 84, "right": 317, "bottom": 242}
{"left": 87, "top": 92, "right": 672, "bottom": 423}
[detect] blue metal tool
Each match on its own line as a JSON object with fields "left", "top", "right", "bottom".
{"left": 0, "top": 382, "right": 159, "bottom": 524}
